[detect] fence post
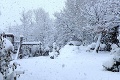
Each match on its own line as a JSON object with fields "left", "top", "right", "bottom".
{"left": 19, "top": 35, "right": 24, "bottom": 59}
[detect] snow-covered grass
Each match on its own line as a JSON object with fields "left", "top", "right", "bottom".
{"left": 12, "top": 45, "right": 120, "bottom": 80}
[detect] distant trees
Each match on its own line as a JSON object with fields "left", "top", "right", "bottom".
{"left": 33, "top": 8, "right": 55, "bottom": 49}
{"left": 54, "top": 0, "right": 77, "bottom": 45}
{"left": 54, "top": 0, "right": 93, "bottom": 46}
{"left": 8, "top": 8, "right": 55, "bottom": 49}
{"left": 54, "top": 0, "right": 120, "bottom": 47}
{"left": 7, "top": 0, "right": 120, "bottom": 49}
{"left": 20, "top": 10, "right": 34, "bottom": 41}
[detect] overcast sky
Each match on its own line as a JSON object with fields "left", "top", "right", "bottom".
{"left": 0, "top": 0, "right": 66, "bottom": 31}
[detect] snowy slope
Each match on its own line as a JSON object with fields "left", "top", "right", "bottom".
{"left": 12, "top": 45, "right": 120, "bottom": 80}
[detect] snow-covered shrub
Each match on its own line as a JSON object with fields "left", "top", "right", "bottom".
{"left": 3, "top": 38, "right": 14, "bottom": 53}
{"left": 50, "top": 42, "right": 60, "bottom": 59}
{"left": 103, "top": 47, "right": 120, "bottom": 72}
{"left": 99, "top": 43, "right": 106, "bottom": 51}
{"left": 31, "top": 45, "right": 50, "bottom": 57}
{"left": 86, "top": 42, "right": 96, "bottom": 51}
{"left": 5, "top": 62, "right": 24, "bottom": 80}
{"left": 42, "top": 46, "right": 50, "bottom": 56}
{"left": 31, "top": 45, "right": 40, "bottom": 57}
{"left": 21, "top": 44, "right": 42, "bottom": 58}
{"left": 110, "top": 44, "right": 119, "bottom": 54}
{"left": 20, "top": 46, "right": 30, "bottom": 59}
{"left": 67, "top": 41, "right": 81, "bottom": 46}
{"left": 0, "top": 33, "right": 24, "bottom": 80}
{"left": 103, "top": 58, "right": 120, "bottom": 72}
{"left": 103, "top": 58, "right": 115, "bottom": 70}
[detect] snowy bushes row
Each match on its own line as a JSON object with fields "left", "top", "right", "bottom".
{"left": 20, "top": 42, "right": 61, "bottom": 59}
{"left": 86, "top": 42, "right": 106, "bottom": 52}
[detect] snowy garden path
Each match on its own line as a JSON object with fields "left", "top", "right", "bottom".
{"left": 13, "top": 45, "right": 120, "bottom": 80}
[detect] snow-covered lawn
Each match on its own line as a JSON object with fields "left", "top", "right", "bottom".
{"left": 12, "top": 45, "right": 120, "bottom": 80}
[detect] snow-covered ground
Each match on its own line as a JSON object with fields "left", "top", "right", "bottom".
{"left": 12, "top": 45, "right": 120, "bottom": 80}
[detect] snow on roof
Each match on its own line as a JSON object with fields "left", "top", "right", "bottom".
{"left": 5, "top": 33, "right": 14, "bottom": 36}
{"left": 22, "top": 41, "right": 42, "bottom": 45}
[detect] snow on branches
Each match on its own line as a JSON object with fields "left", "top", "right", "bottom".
{"left": 0, "top": 33, "right": 24, "bottom": 80}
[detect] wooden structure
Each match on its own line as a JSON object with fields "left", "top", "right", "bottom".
{"left": 0, "top": 33, "right": 42, "bottom": 59}
{"left": 16, "top": 36, "right": 42, "bottom": 59}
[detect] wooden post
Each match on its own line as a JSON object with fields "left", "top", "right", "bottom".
{"left": 39, "top": 42, "right": 42, "bottom": 56}
{"left": 19, "top": 35, "right": 24, "bottom": 59}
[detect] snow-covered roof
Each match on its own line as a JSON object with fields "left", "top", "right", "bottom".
{"left": 5, "top": 33, "right": 14, "bottom": 36}
{"left": 22, "top": 41, "right": 42, "bottom": 45}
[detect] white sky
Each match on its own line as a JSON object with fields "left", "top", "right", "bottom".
{"left": 0, "top": 0, "right": 66, "bottom": 31}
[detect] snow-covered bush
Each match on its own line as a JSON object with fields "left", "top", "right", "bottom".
{"left": 0, "top": 33, "right": 24, "bottom": 80}
{"left": 103, "top": 46, "right": 120, "bottom": 72}
{"left": 86, "top": 42, "right": 96, "bottom": 51}
{"left": 50, "top": 42, "right": 60, "bottom": 59}
{"left": 103, "top": 57, "right": 120, "bottom": 72}
{"left": 31, "top": 45, "right": 50, "bottom": 57}
{"left": 110, "top": 44, "right": 119, "bottom": 54}
{"left": 67, "top": 41, "right": 81, "bottom": 46}
{"left": 3, "top": 38, "right": 14, "bottom": 53}
{"left": 42, "top": 46, "right": 50, "bottom": 56}
{"left": 99, "top": 43, "right": 106, "bottom": 51}
{"left": 31, "top": 45, "right": 40, "bottom": 57}
{"left": 86, "top": 41, "right": 107, "bottom": 52}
